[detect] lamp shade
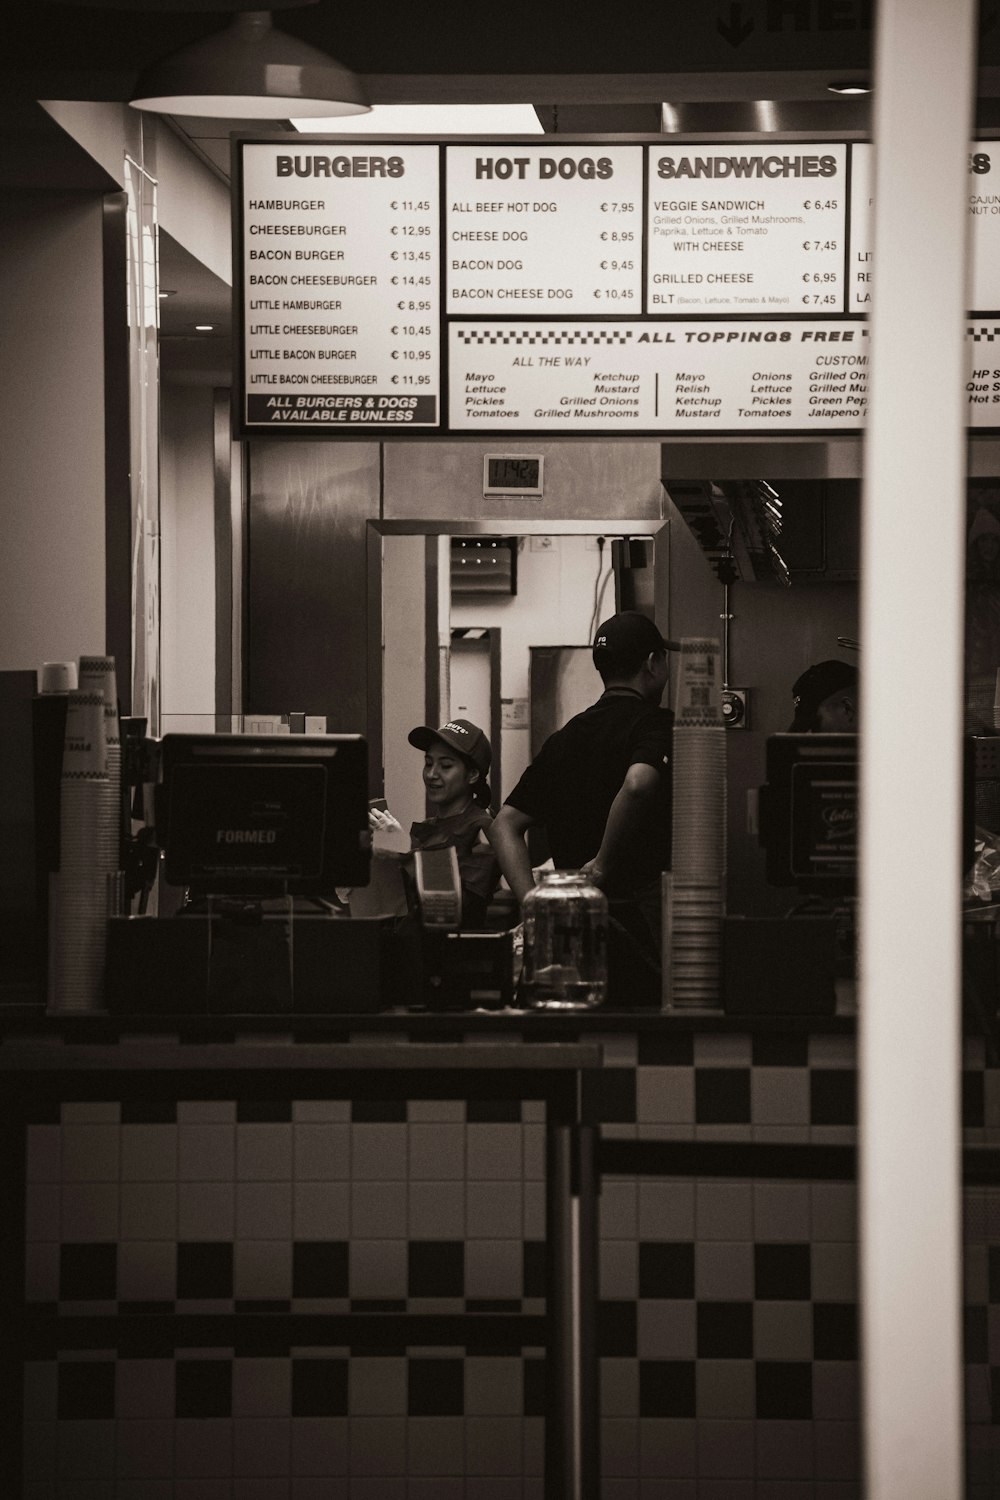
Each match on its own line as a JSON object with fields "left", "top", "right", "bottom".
{"left": 130, "top": 9, "right": 370, "bottom": 118}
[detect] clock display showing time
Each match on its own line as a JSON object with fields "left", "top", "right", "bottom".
{"left": 483, "top": 455, "right": 544, "bottom": 496}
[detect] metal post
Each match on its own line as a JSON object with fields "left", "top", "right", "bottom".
{"left": 545, "top": 1121, "right": 600, "bottom": 1499}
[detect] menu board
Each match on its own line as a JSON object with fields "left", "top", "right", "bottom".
{"left": 850, "top": 142, "right": 1000, "bottom": 316}
{"left": 450, "top": 320, "right": 871, "bottom": 431}
{"left": 646, "top": 144, "right": 848, "bottom": 315}
{"left": 241, "top": 142, "right": 440, "bottom": 428}
{"left": 451, "top": 320, "right": 1000, "bottom": 431}
{"left": 236, "top": 137, "right": 1000, "bottom": 436}
{"left": 446, "top": 145, "right": 644, "bottom": 312}
{"left": 846, "top": 145, "right": 873, "bottom": 315}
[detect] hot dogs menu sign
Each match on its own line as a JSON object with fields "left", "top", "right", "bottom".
{"left": 236, "top": 137, "right": 1000, "bottom": 436}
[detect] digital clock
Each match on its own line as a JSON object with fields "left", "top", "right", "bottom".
{"left": 483, "top": 454, "right": 544, "bottom": 497}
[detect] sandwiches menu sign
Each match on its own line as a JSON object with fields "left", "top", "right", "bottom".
{"left": 235, "top": 136, "right": 1000, "bottom": 436}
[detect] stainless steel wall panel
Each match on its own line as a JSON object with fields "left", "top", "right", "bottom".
{"left": 246, "top": 440, "right": 380, "bottom": 731}
{"left": 382, "top": 441, "right": 664, "bottom": 524}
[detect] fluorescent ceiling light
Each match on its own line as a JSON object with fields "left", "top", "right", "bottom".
{"left": 291, "top": 103, "right": 543, "bottom": 134}
{"left": 828, "top": 80, "right": 871, "bottom": 95}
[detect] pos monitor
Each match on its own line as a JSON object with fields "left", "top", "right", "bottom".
{"left": 760, "top": 734, "right": 857, "bottom": 896}
{"left": 156, "top": 733, "right": 370, "bottom": 897}
{"left": 761, "top": 732, "right": 977, "bottom": 895}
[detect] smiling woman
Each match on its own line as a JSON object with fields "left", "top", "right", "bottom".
{"left": 413, "top": 722, "right": 490, "bottom": 812}
{"left": 403, "top": 717, "right": 500, "bottom": 927}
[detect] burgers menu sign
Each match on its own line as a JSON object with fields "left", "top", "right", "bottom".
{"left": 235, "top": 136, "right": 1000, "bottom": 436}
{"left": 241, "top": 144, "right": 440, "bottom": 431}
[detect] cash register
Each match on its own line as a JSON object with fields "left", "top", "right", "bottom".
{"left": 730, "top": 732, "right": 981, "bottom": 1015}
{"left": 408, "top": 846, "right": 513, "bottom": 1010}
{"left": 107, "top": 732, "right": 512, "bottom": 1014}
{"left": 725, "top": 733, "right": 859, "bottom": 1015}
{"left": 107, "top": 731, "right": 391, "bottom": 1014}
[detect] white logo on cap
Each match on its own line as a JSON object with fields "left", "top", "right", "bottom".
{"left": 442, "top": 721, "right": 468, "bottom": 735}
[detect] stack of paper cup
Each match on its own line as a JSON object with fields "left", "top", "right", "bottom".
{"left": 48, "top": 691, "right": 110, "bottom": 1013}
{"left": 666, "top": 638, "right": 727, "bottom": 1009}
{"left": 78, "top": 655, "right": 122, "bottom": 877}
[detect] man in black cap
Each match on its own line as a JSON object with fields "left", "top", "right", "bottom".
{"left": 489, "top": 611, "right": 673, "bottom": 959}
{"left": 789, "top": 659, "right": 858, "bottom": 732}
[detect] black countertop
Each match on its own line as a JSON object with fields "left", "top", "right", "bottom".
{"left": 0, "top": 1003, "right": 857, "bottom": 1039}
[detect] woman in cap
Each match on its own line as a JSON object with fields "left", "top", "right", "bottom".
{"left": 371, "top": 718, "right": 500, "bottom": 928}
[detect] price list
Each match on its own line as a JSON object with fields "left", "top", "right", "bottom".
{"left": 851, "top": 142, "right": 1000, "bottom": 314}
{"left": 646, "top": 144, "right": 848, "bottom": 314}
{"left": 846, "top": 144, "right": 874, "bottom": 313}
{"left": 445, "top": 145, "right": 643, "bottom": 313}
{"left": 237, "top": 136, "right": 1000, "bottom": 437}
{"left": 241, "top": 143, "right": 440, "bottom": 428}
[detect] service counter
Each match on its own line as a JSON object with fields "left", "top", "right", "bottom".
{"left": 2, "top": 988, "right": 998, "bottom": 1496}
{"left": 0, "top": 1023, "right": 605, "bottom": 1498}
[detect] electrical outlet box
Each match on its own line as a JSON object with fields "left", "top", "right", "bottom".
{"left": 722, "top": 688, "right": 750, "bottom": 729}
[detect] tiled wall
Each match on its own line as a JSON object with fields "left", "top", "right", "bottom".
{"left": 17, "top": 1026, "right": 1000, "bottom": 1497}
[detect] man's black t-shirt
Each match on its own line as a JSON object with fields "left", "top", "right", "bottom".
{"left": 504, "top": 689, "right": 673, "bottom": 892}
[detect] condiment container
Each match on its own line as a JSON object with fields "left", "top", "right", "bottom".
{"left": 520, "top": 870, "right": 607, "bottom": 1010}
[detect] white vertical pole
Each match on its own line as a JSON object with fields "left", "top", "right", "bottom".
{"left": 861, "top": 1, "right": 975, "bottom": 1496}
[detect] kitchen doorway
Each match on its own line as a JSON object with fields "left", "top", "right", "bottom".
{"left": 368, "top": 519, "right": 668, "bottom": 834}
{"left": 450, "top": 627, "right": 502, "bottom": 809}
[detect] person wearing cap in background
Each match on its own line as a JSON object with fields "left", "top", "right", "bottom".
{"left": 489, "top": 611, "right": 673, "bottom": 961}
{"left": 375, "top": 718, "right": 500, "bottom": 929}
{"left": 789, "top": 659, "right": 859, "bottom": 733}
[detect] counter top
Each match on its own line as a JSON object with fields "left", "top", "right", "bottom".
{"left": 0, "top": 1033, "right": 605, "bottom": 1119}
{"left": 0, "top": 1037, "right": 603, "bottom": 1073}
{"left": 0, "top": 1004, "right": 858, "bottom": 1038}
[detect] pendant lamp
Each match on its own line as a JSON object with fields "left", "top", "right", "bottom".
{"left": 129, "top": 8, "right": 370, "bottom": 118}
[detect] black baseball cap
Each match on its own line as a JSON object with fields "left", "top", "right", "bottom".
{"left": 789, "top": 659, "right": 858, "bottom": 731}
{"left": 592, "top": 611, "right": 668, "bottom": 677}
{"left": 408, "top": 718, "right": 492, "bottom": 804}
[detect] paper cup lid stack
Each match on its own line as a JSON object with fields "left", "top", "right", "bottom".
{"left": 39, "top": 661, "right": 78, "bottom": 695}
{"left": 667, "top": 638, "right": 727, "bottom": 1009}
{"left": 675, "top": 637, "right": 723, "bottom": 727}
{"left": 77, "top": 655, "right": 122, "bottom": 873}
{"left": 61, "top": 691, "right": 108, "bottom": 779}
{"left": 47, "top": 686, "right": 114, "bottom": 1013}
